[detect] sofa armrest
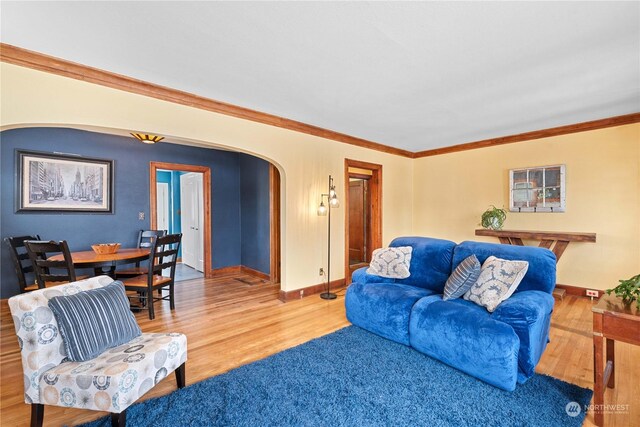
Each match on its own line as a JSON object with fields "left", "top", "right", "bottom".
{"left": 351, "top": 266, "right": 396, "bottom": 285}
{"left": 492, "top": 290, "right": 555, "bottom": 380}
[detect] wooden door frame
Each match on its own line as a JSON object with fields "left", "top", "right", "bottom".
{"left": 149, "top": 162, "right": 213, "bottom": 278}
{"left": 269, "top": 164, "right": 281, "bottom": 284}
{"left": 344, "top": 159, "right": 382, "bottom": 284}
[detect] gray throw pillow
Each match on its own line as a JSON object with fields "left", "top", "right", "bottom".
{"left": 443, "top": 255, "right": 481, "bottom": 300}
{"left": 48, "top": 281, "right": 142, "bottom": 362}
{"left": 463, "top": 256, "right": 529, "bottom": 312}
{"left": 366, "top": 246, "right": 413, "bottom": 279}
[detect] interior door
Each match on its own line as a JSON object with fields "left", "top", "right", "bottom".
{"left": 180, "top": 173, "right": 204, "bottom": 272}
{"left": 156, "top": 183, "right": 170, "bottom": 233}
{"left": 349, "top": 180, "right": 368, "bottom": 264}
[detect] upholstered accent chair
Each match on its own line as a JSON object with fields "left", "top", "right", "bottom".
{"left": 8, "top": 276, "right": 188, "bottom": 427}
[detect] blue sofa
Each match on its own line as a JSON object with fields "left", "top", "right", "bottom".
{"left": 345, "top": 236, "right": 556, "bottom": 391}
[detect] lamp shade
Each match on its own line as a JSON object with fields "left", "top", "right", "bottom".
{"left": 329, "top": 194, "right": 340, "bottom": 208}
{"left": 131, "top": 133, "right": 164, "bottom": 144}
{"left": 317, "top": 202, "right": 328, "bottom": 216}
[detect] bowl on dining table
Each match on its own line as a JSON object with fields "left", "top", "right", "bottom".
{"left": 91, "top": 243, "right": 121, "bottom": 255}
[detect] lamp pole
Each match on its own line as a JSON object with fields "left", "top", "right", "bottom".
{"left": 320, "top": 175, "right": 337, "bottom": 300}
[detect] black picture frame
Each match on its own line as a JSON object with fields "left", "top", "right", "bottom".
{"left": 16, "top": 150, "right": 114, "bottom": 213}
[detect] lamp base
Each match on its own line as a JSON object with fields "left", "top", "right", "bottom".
{"left": 320, "top": 292, "right": 337, "bottom": 300}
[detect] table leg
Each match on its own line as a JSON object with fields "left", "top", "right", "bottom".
{"left": 606, "top": 338, "right": 615, "bottom": 388}
{"left": 93, "top": 266, "right": 116, "bottom": 278}
{"left": 552, "top": 240, "right": 570, "bottom": 262}
{"left": 593, "top": 333, "right": 604, "bottom": 426}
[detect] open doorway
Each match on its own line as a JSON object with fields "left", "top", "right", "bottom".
{"left": 344, "top": 159, "right": 382, "bottom": 282}
{"left": 150, "top": 159, "right": 281, "bottom": 286}
{"left": 179, "top": 172, "right": 205, "bottom": 277}
{"left": 150, "top": 162, "right": 211, "bottom": 282}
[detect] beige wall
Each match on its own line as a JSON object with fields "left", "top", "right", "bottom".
{"left": 413, "top": 124, "right": 640, "bottom": 290}
{"left": 0, "top": 63, "right": 414, "bottom": 292}
{"left": 3, "top": 62, "right": 638, "bottom": 293}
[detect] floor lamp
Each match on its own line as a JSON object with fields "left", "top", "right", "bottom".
{"left": 317, "top": 175, "right": 339, "bottom": 300}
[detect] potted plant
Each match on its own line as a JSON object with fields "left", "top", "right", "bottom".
{"left": 480, "top": 206, "right": 507, "bottom": 230}
{"left": 606, "top": 273, "right": 640, "bottom": 309}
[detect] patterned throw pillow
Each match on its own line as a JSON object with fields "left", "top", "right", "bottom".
{"left": 443, "top": 255, "right": 481, "bottom": 301}
{"left": 463, "top": 256, "right": 529, "bottom": 312}
{"left": 48, "top": 281, "right": 142, "bottom": 362}
{"left": 366, "top": 246, "right": 413, "bottom": 279}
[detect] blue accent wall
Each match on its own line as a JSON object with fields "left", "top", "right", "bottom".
{"left": 239, "top": 155, "right": 271, "bottom": 274}
{"left": 0, "top": 127, "right": 273, "bottom": 297}
{"left": 170, "top": 171, "right": 186, "bottom": 237}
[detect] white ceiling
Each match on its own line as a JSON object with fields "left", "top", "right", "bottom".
{"left": 2, "top": 1, "right": 639, "bottom": 152}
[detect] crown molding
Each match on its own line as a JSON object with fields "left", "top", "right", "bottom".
{"left": 0, "top": 43, "right": 414, "bottom": 158}
{"left": 413, "top": 112, "right": 640, "bottom": 158}
{"left": 2, "top": 43, "right": 638, "bottom": 159}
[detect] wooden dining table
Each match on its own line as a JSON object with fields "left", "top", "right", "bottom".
{"left": 49, "top": 248, "right": 150, "bottom": 277}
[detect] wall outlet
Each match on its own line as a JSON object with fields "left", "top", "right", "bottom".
{"left": 300, "top": 289, "right": 304, "bottom": 297}
{"left": 319, "top": 268, "right": 325, "bottom": 276}
{"left": 138, "top": 212, "right": 145, "bottom": 220}
{"left": 586, "top": 289, "right": 599, "bottom": 298}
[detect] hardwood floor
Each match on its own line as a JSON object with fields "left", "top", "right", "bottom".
{"left": 0, "top": 276, "right": 637, "bottom": 426}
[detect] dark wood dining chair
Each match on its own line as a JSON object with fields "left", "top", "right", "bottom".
{"left": 121, "top": 233, "right": 182, "bottom": 320}
{"left": 24, "top": 240, "right": 79, "bottom": 286}
{"left": 4, "top": 235, "right": 42, "bottom": 292}
{"left": 114, "top": 229, "right": 167, "bottom": 279}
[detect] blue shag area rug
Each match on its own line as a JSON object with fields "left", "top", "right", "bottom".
{"left": 82, "top": 326, "right": 592, "bottom": 427}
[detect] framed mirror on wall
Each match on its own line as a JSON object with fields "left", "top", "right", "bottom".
{"left": 509, "top": 165, "right": 566, "bottom": 212}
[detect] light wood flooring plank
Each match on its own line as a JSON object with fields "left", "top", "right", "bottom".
{"left": 1, "top": 277, "right": 637, "bottom": 426}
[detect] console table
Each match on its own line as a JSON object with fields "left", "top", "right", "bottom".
{"left": 474, "top": 229, "right": 596, "bottom": 261}
{"left": 592, "top": 294, "right": 639, "bottom": 426}
{"left": 475, "top": 229, "right": 596, "bottom": 298}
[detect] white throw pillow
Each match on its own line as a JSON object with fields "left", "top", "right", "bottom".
{"left": 463, "top": 256, "right": 529, "bottom": 312}
{"left": 366, "top": 246, "right": 413, "bottom": 279}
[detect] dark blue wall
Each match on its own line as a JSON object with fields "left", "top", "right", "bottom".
{"left": 239, "top": 155, "right": 271, "bottom": 274}
{"left": 1, "top": 127, "right": 268, "bottom": 297}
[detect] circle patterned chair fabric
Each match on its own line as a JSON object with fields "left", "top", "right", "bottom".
{"left": 8, "top": 275, "right": 188, "bottom": 426}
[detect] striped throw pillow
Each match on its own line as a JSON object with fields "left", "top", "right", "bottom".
{"left": 443, "top": 255, "right": 481, "bottom": 301}
{"left": 48, "top": 281, "right": 141, "bottom": 362}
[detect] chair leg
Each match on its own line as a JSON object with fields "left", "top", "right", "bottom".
{"left": 175, "top": 362, "right": 186, "bottom": 388}
{"left": 30, "top": 404, "right": 44, "bottom": 427}
{"left": 148, "top": 292, "right": 155, "bottom": 320}
{"left": 169, "top": 283, "right": 175, "bottom": 310}
{"left": 111, "top": 410, "right": 126, "bottom": 427}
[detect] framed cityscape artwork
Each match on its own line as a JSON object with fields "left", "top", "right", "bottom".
{"left": 16, "top": 150, "right": 114, "bottom": 213}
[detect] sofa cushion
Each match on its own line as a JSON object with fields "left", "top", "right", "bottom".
{"left": 389, "top": 237, "right": 456, "bottom": 292}
{"left": 40, "top": 332, "right": 187, "bottom": 413}
{"left": 453, "top": 241, "right": 556, "bottom": 294}
{"left": 443, "top": 255, "right": 480, "bottom": 300}
{"left": 48, "top": 281, "right": 142, "bottom": 362}
{"left": 491, "top": 290, "right": 555, "bottom": 382}
{"left": 463, "top": 256, "right": 528, "bottom": 312}
{"left": 345, "top": 282, "right": 436, "bottom": 345}
{"left": 409, "top": 297, "right": 520, "bottom": 391}
{"left": 366, "top": 246, "right": 412, "bottom": 279}
{"left": 352, "top": 267, "right": 396, "bottom": 285}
